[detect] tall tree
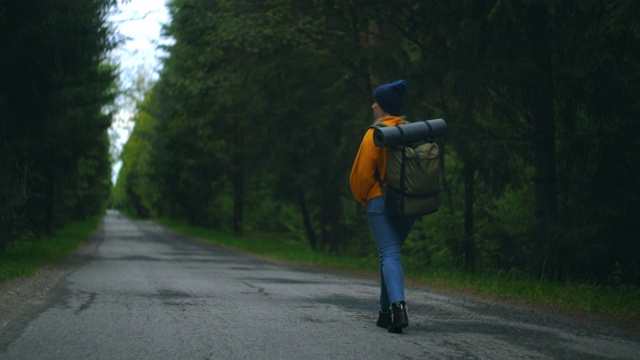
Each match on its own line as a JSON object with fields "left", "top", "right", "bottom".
{"left": 116, "top": 0, "right": 639, "bottom": 285}
{"left": 0, "top": 0, "right": 118, "bottom": 244}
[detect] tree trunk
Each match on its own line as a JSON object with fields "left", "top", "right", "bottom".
{"left": 463, "top": 161, "right": 476, "bottom": 272}
{"left": 528, "top": 3, "right": 559, "bottom": 280}
{"left": 45, "top": 172, "right": 55, "bottom": 236}
{"left": 233, "top": 124, "right": 244, "bottom": 237}
{"left": 326, "top": 187, "right": 344, "bottom": 253}
{"left": 532, "top": 110, "right": 558, "bottom": 280}
{"left": 297, "top": 187, "right": 317, "bottom": 249}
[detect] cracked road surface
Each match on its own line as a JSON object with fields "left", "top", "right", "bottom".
{"left": 1, "top": 210, "right": 639, "bottom": 359}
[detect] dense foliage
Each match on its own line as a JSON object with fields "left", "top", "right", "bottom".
{"left": 0, "top": 0, "right": 117, "bottom": 244}
{"left": 113, "top": 0, "right": 640, "bottom": 286}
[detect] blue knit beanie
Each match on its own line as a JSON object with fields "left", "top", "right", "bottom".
{"left": 373, "top": 79, "right": 407, "bottom": 116}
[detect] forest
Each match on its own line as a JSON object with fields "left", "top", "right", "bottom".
{"left": 2, "top": 0, "right": 639, "bottom": 288}
{"left": 0, "top": 1, "right": 116, "bottom": 243}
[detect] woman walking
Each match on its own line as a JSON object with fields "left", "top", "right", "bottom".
{"left": 350, "top": 79, "right": 416, "bottom": 334}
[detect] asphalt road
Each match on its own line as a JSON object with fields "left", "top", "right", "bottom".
{"left": 1, "top": 210, "right": 639, "bottom": 359}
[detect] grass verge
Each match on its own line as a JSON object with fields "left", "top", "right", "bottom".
{"left": 0, "top": 214, "right": 103, "bottom": 283}
{"left": 159, "top": 218, "right": 639, "bottom": 323}
{"left": 158, "top": 218, "right": 379, "bottom": 274}
{"left": 409, "top": 267, "right": 640, "bottom": 321}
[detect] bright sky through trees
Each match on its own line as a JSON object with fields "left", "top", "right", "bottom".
{"left": 108, "top": 0, "right": 171, "bottom": 183}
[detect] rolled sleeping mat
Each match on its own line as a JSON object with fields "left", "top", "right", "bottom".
{"left": 373, "top": 118, "right": 447, "bottom": 147}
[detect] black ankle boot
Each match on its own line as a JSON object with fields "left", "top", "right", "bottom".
{"left": 376, "top": 310, "right": 391, "bottom": 328}
{"left": 388, "top": 301, "right": 408, "bottom": 334}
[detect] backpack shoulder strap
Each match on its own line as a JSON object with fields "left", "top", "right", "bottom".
{"left": 368, "top": 123, "right": 387, "bottom": 187}
{"left": 368, "top": 123, "right": 388, "bottom": 130}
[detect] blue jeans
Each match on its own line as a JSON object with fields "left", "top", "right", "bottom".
{"left": 367, "top": 196, "right": 416, "bottom": 310}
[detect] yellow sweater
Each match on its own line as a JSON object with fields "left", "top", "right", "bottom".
{"left": 350, "top": 116, "right": 404, "bottom": 207}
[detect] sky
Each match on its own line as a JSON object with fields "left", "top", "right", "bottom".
{"left": 108, "top": 0, "right": 171, "bottom": 183}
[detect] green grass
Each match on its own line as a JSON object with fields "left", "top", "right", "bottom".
{"left": 159, "top": 218, "right": 640, "bottom": 323}
{"left": 0, "top": 214, "right": 103, "bottom": 283}
{"left": 409, "top": 267, "right": 640, "bottom": 321}
{"left": 158, "top": 218, "right": 380, "bottom": 275}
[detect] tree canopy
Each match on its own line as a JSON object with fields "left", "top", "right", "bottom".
{"left": 0, "top": 0, "right": 118, "bottom": 243}
{"left": 113, "top": 0, "right": 638, "bottom": 286}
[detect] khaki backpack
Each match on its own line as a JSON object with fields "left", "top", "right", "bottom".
{"left": 370, "top": 123, "right": 442, "bottom": 217}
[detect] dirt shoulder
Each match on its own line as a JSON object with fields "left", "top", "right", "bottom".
{"left": 0, "top": 226, "right": 104, "bottom": 348}
{"left": 0, "top": 264, "right": 71, "bottom": 347}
